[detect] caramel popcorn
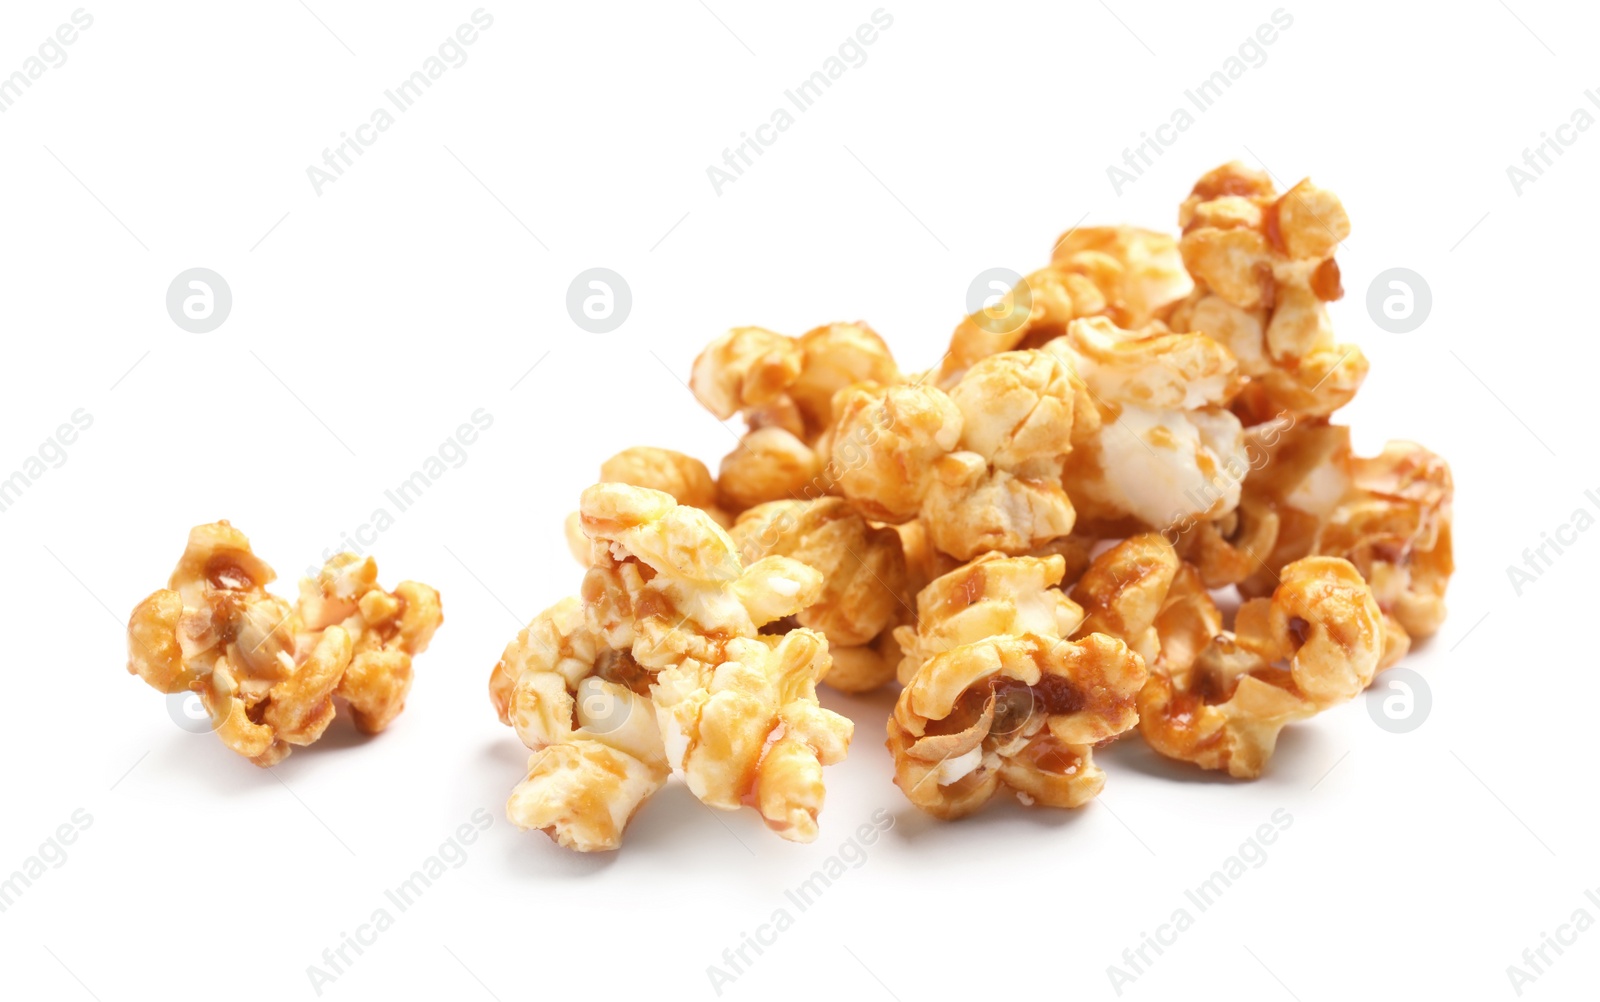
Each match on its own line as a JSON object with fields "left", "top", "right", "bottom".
{"left": 1164, "top": 161, "right": 1367, "bottom": 419}
{"left": 690, "top": 323, "right": 901, "bottom": 515}
{"left": 1312, "top": 440, "right": 1455, "bottom": 647}
{"left": 492, "top": 483, "right": 854, "bottom": 850}
{"left": 491, "top": 596, "right": 668, "bottom": 853}
{"left": 730, "top": 497, "right": 909, "bottom": 692}
{"left": 1138, "top": 556, "right": 1383, "bottom": 778}
{"left": 1070, "top": 533, "right": 1181, "bottom": 665}
{"left": 893, "top": 552, "right": 1085, "bottom": 686}
{"left": 1051, "top": 317, "right": 1247, "bottom": 531}
{"left": 127, "top": 521, "right": 441, "bottom": 766}
{"left": 1184, "top": 422, "right": 1454, "bottom": 660}
{"left": 565, "top": 446, "right": 730, "bottom": 565}
{"left": 828, "top": 350, "right": 1081, "bottom": 560}
{"left": 932, "top": 226, "right": 1191, "bottom": 388}
{"left": 542, "top": 157, "right": 1454, "bottom": 829}
{"left": 889, "top": 629, "right": 1147, "bottom": 818}
{"left": 889, "top": 551, "right": 1145, "bottom": 817}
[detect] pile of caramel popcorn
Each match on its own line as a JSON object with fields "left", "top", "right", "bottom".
{"left": 496, "top": 160, "right": 1453, "bottom": 848}
{"left": 127, "top": 521, "right": 442, "bottom": 766}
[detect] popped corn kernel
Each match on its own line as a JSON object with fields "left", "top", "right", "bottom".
{"left": 1051, "top": 317, "right": 1248, "bottom": 531}
{"left": 828, "top": 351, "right": 1081, "bottom": 560}
{"left": 888, "top": 632, "right": 1146, "bottom": 818}
{"left": 126, "top": 521, "right": 441, "bottom": 766}
{"left": 731, "top": 497, "right": 909, "bottom": 692}
{"left": 1166, "top": 161, "right": 1367, "bottom": 418}
{"left": 492, "top": 484, "right": 854, "bottom": 849}
{"left": 1137, "top": 555, "right": 1383, "bottom": 778}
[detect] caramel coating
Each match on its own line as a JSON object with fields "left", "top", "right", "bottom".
{"left": 126, "top": 522, "right": 441, "bottom": 766}
{"left": 492, "top": 484, "right": 853, "bottom": 850}
{"left": 691, "top": 323, "right": 901, "bottom": 516}
{"left": 1164, "top": 161, "right": 1366, "bottom": 419}
{"left": 1137, "top": 556, "right": 1383, "bottom": 778}
{"left": 827, "top": 351, "right": 1081, "bottom": 560}
{"left": 1050, "top": 317, "right": 1247, "bottom": 531}
{"left": 889, "top": 632, "right": 1146, "bottom": 818}
{"left": 889, "top": 552, "right": 1143, "bottom": 817}
{"left": 932, "top": 226, "right": 1191, "bottom": 388}
{"left": 731, "top": 498, "right": 909, "bottom": 692}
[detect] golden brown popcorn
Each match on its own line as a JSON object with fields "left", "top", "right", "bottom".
{"left": 1165, "top": 161, "right": 1367, "bottom": 419}
{"left": 1051, "top": 317, "right": 1248, "bottom": 531}
{"left": 493, "top": 483, "right": 854, "bottom": 850}
{"left": 1313, "top": 441, "right": 1455, "bottom": 645}
{"left": 1199, "top": 424, "right": 1454, "bottom": 657}
{"left": 491, "top": 597, "right": 668, "bottom": 853}
{"left": 1070, "top": 533, "right": 1181, "bottom": 665}
{"left": 826, "top": 380, "right": 961, "bottom": 524}
{"left": 654, "top": 629, "right": 849, "bottom": 841}
{"left": 731, "top": 498, "right": 909, "bottom": 692}
{"left": 689, "top": 326, "right": 805, "bottom": 426}
{"left": 894, "top": 552, "right": 1086, "bottom": 686}
{"left": 1152, "top": 561, "right": 1224, "bottom": 677}
{"left": 564, "top": 447, "right": 730, "bottom": 567}
{"left": 716, "top": 426, "right": 824, "bottom": 513}
{"left": 1052, "top": 226, "right": 1194, "bottom": 326}
{"left": 1173, "top": 498, "right": 1281, "bottom": 590}
{"left": 828, "top": 351, "right": 1081, "bottom": 560}
{"left": 689, "top": 323, "right": 901, "bottom": 515}
{"left": 1174, "top": 419, "right": 1349, "bottom": 592}
{"left": 888, "top": 632, "right": 1147, "bottom": 818}
{"left": 1137, "top": 556, "right": 1383, "bottom": 778}
{"left": 888, "top": 553, "right": 1147, "bottom": 819}
{"left": 599, "top": 446, "right": 721, "bottom": 514}
{"left": 933, "top": 226, "right": 1191, "bottom": 388}
{"left": 126, "top": 521, "right": 441, "bottom": 766}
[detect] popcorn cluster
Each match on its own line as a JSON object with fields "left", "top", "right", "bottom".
{"left": 506, "top": 160, "right": 1453, "bottom": 845}
{"left": 126, "top": 521, "right": 442, "bottom": 766}
{"left": 492, "top": 483, "right": 853, "bottom": 851}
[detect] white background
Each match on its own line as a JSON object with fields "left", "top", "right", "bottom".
{"left": 0, "top": 1, "right": 1593, "bottom": 999}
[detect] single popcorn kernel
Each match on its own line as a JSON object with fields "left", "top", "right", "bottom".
{"left": 565, "top": 446, "right": 728, "bottom": 565}
{"left": 1313, "top": 441, "right": 1454, "bottom": 645}
{"left": 731, "top": 497, "right": 909, "bottom": 692}
{"left": 1137, "top": 556, "right": 1383, "bottom": 778}
{"left": 888, "top": 632, "right": 1147, "bottom": 818}
{"left": 1070, "top": 532, "right": 1182, "bottom": 666}
{"left": 690, "top": 323, "right": 901, "bottom": 516}
{"left": 126, "top": 521, "right": 441, "bottom": 766}
{"left": 827, "top": 351, "right": 1081, "bottom": 560}
{"left": 889, "top": 551, "right": 1144, "bottom": 817}
{"left": 490, "top": 597, "right": 668, "bottom": 853}
{"left": 492, "top": 484, "right": 854, "bottom": 850}
{"left": 893, "top": 552, "right": 1085, "bottom": 686}
{"left": 1165, "top": 161, "right": 1367, "bottom": 419}
{"left": 932, "top": 226, "right": 1191, "bottom": 388}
